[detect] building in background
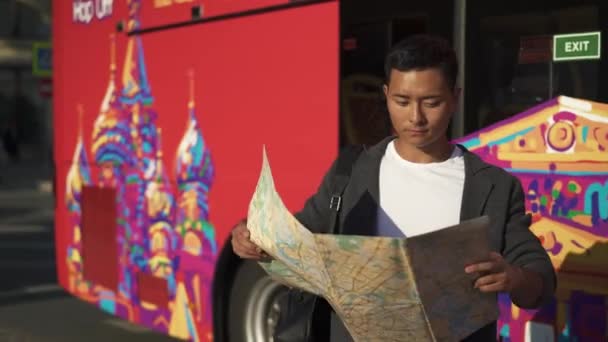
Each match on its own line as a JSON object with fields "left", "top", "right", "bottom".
{"left": 0, "top": 0, "right": 52, "bottom": 188}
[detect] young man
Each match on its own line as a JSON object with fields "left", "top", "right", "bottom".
{"left": 232, "top": 34, "right": 556, "bottom": 341}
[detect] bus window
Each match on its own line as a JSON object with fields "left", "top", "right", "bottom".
{"left": 465, "top": 1, "right": 606, "bottom": 134}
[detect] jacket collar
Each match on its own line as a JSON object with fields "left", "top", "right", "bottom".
{"left": 460, "top": 147, "right": 495, "bottom": 221}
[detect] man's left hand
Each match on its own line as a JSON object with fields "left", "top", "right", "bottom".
{"left": 464, "top": 252, "right": 524, "bottom": 293}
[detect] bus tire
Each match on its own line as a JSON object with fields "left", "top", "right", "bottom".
{"left": 227, "top": 260, "right": 287, "bottom": 342}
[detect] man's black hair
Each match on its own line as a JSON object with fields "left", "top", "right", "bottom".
{"left": 384, "top": 34, "right": 458, "bottom": 89}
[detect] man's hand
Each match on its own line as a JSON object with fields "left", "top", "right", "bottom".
{"left": 464, "top": 252, "right": 524, "bottom": 293}
{"left": 231, "top": 220, "right": 268, "bottom": 260}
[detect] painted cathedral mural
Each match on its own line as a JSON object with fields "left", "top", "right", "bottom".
{"left": 65, "top": 0, "right": 216, "bottom": 340}
{"left": 457, "top": 96, "right": 608, "bottom": 342}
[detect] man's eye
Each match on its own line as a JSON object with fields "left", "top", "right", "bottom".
{"left": 396, "top": 101, "right": 408, "bottom": 106}
{"left": 424, "top": 101, "right": 440, "bottom": 108}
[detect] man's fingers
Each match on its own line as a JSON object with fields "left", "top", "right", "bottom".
{"left": 231, "top": 234, "right": 247, "bottom": 253}
{"left": 232, "top": 224, "right": 249, "bottom": 237}
{"left": 232, "top": 235, "right": 266, "bottom": 259}
{"left": 240, "top": 252, "right": 263, "bottom": 260}
{"left": 240, "top": 236, "right": 260, "bottom": 252}
{"left": 231, "top": 220, "right": 265, "bottom": 260}
{"left": 474, "top": 274, "right": 505, "bottom": 289}
{"left": 464, "top": 252, "right": 513, "bottom": 293}
{"left": 233, "top": 242, "right": 263, "bottom": 259}
{"left": 232, "top": 225, "right": 258, "bottom": 250}
{"left": 477, "top": 282, "right": 504, "bottom": 293}
{"left": 240, "top": 250, "right": 264, "bottom": 260}
{"left": 465, "top": 261, "right": 496, "bottom": 273}
{"left": 233, "top": 236, "right": 258, "bottom": 254}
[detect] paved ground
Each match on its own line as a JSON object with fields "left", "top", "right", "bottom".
{"left": 0, "top": 155, "right": 180, "bottom": 341}
{"left": 0, "top": 292, "right": 180, "bottom": 342}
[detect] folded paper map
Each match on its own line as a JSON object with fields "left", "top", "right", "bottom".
{"left": 247, "top": 148, "right": 499, "bottom": 341}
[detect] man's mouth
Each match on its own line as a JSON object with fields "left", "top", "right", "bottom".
{"left": 407, "top": 129, "right": 429, "bottom": 134}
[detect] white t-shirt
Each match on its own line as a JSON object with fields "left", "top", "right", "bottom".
{"left": 378, "top": 140, "right": 465, "bottom": 237}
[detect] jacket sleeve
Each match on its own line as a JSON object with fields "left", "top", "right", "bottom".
{"left": 502, "top": 176, "right": 557, "bottom": 308}
{"left": 293, "top": 158, "right": 339, "bottom": 234}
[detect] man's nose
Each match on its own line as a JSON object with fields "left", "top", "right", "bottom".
{"left": 409, "top": 103, "right": 426, "bottom": 125}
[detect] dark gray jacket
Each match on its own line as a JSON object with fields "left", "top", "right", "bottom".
{"left": 294, "top": 136, "right": 556, "bottom": 341}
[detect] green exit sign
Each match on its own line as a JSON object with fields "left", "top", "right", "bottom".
{"left": 553, "top": 32, "right": 601, "bottom": 62}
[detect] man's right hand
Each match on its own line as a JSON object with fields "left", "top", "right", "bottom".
{"left": 231, "top": 219, "right": 268, "bottom": 260}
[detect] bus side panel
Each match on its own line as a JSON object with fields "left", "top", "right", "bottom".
{"left": 54, "top": 1, "right": 339, "bottom": 340}
{"left": 139, "top": 0, "right": 297, "bottom": 30}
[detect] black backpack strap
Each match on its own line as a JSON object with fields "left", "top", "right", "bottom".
{"left": 328, "top": 145, "right": 364, "bottom": 234}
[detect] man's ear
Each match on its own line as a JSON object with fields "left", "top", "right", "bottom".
{"left": 383, "top": 84, "right": 389, "bottom": 98}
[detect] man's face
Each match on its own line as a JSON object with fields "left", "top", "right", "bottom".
{"left": 383, "top": 68, "right": 459, "bottom": 148}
